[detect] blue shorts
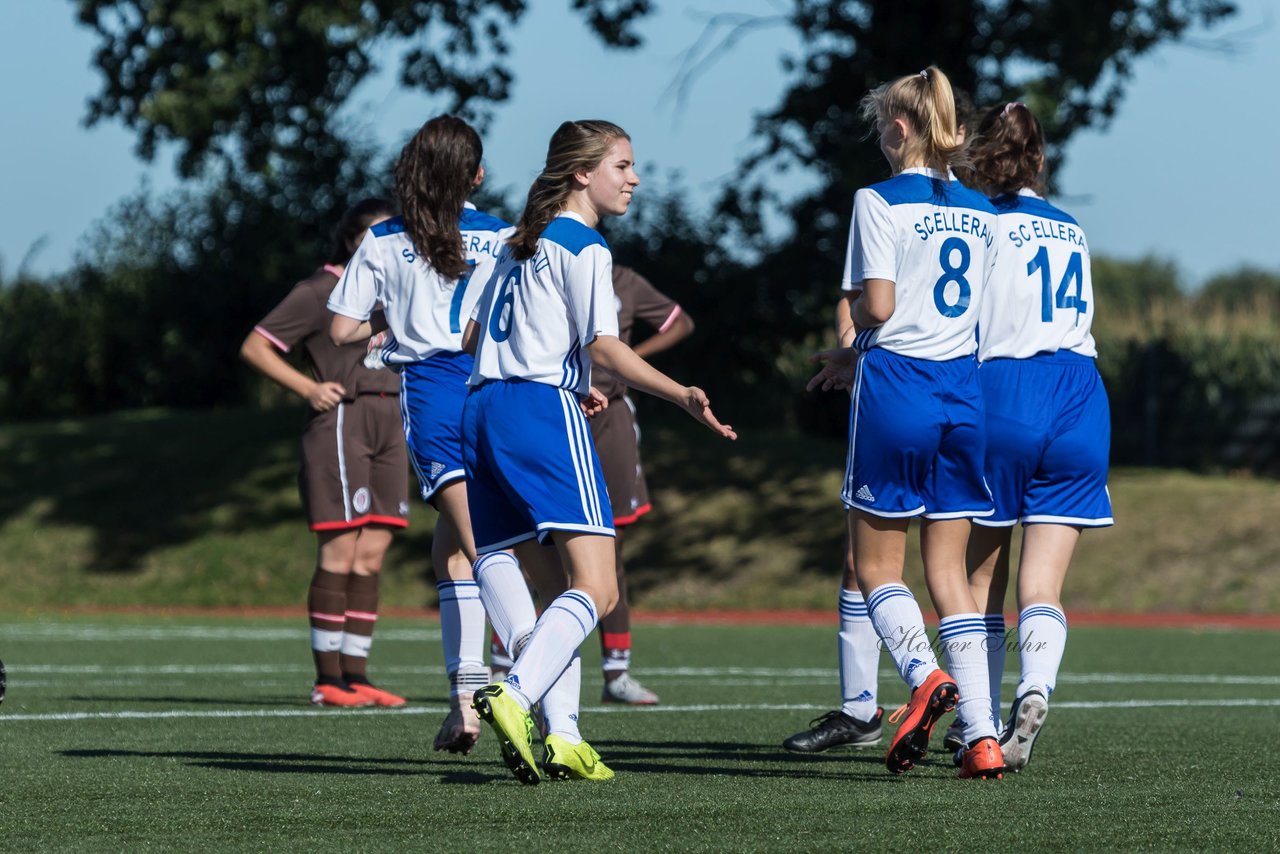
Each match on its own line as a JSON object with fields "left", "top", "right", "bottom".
{"left": 462, "top": 379, "right": 615, "bottom": 553}
{"left": 976, "top": 350, "right": 1113, "bottom": 527}
{"left": 400, "top": 352, "right": 472, "bottom": 502}
{"left": 843, "top": 348, "right": 993, "bottom": 519}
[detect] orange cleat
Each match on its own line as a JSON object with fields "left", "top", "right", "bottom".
{"left": 957, "top": 736, "right": 1005, "bottom": 779}
{"left": 349, "top": 681, "right": 408, "bottom": 708}
{"left": 885, "top": 668, "right": 959, "bottom": 774}
{"left": 311, "top": 681, "right": 375, "bottom": 707}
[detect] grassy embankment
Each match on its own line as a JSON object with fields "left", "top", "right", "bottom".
{"left": 1, "top": 406, "right": 1276, "bottom": 612}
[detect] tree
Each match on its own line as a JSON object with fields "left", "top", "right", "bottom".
{"left": 717, "top": 1, "right": 1237, "bottom": 246}
{"left": 670, "top": 1, "right": 1239, "bottom": 421}
{"left": 72, "top": 0, "right": 654, "bottom": 241}
{"left": 1198, "top": 265, "right": 1280, "bottom": 310}
{"left": 74, "top": 0, "right": 651, "bottom": 180}
{"left": 1092, "top": 254, "right": 1183, "bottom": 314}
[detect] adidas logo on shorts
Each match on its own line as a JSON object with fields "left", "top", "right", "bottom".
{"left": 854, "top": 484, "right": 876, "bottom": 503}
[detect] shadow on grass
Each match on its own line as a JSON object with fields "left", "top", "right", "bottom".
{"left": 595, "top": 737, "right": 945, "bottom": 782}
{"left": 0, "top": 408, "right": 304, "bottom": 573}
{"left": 59, "top": 747, "right": 507, "bottom": 781}
{"left": 60, "top": 742, "right": 916, "bottom": 783}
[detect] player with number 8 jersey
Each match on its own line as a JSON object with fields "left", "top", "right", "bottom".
{"left": 812, "top": 66, "right": 1004, "bottom": 780}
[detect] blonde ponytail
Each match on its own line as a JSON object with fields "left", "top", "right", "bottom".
{"left": 860, "top": 65, "right": 966, "bottom": 175}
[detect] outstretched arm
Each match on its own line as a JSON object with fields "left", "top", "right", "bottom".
{"left": 587, "top": 334, "right": 735, "bottom": 439}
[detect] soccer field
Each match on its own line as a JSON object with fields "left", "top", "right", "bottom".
{"left": 1, "top": 615, "right": 1277, "bottom": 851}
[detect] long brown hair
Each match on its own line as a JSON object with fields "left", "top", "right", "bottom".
{"left": 393, "top": 115, "right": 482, "bottom": 279}
{"left": 860, "top": 66, "right": 965, "bottom": 175}
{"left": 508, "top": 120, "right": 630, "bottom": 261}
{"left": 969, "top": 102, "right": 1046, "bottom": 196}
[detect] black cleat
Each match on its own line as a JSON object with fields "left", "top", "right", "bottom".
{"left": 0, "top": 658, "right": 5, "bottom": 706}
{"left": 783, "top": 707, "right": 884, "bottom": 753}
{"left": 942, "top": 718, "right": 967, "bottom": 753}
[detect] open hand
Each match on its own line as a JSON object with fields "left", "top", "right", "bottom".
{"left": 806, "top": 348, "right": 857, "bottom": 393}
{"left": 682, "top": 386, "right": 737, "bottom": 440}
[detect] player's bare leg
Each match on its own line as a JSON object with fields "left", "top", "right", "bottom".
{"left": 922, "top": 518, "right": 1001, "bottom": 777}
{"left": 474, "top": 534, "right": 618, "bottom": 781}
{"left": 1002, "top": 523, "right": 1081, "bottom": 771}
{"left": 945, "top": 524, "right": 1012, "bottom": 749}
{"left": 431, "top": 481, "right": 489, "bottom": 752}
{"left": 851, "top": 513, "right": 954, "bottom": 773}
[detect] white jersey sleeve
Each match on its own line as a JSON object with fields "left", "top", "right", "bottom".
{"left": 843, "top": 187, "right": 897, "bottom": 290}
{"left": 564, "top": 243, "right": 619, "bottom": 346}
{"left": 328, "top": 230, "right": 383, "bottom": 322}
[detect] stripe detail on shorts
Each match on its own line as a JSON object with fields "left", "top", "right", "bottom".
{"left": 558, "top": 389, "right": 605, "bottom": 529}
{"left": 335, "top": 403, "right": 351, "bottom": 522}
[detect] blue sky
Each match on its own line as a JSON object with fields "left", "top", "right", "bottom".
{"left": 2, "top": 1, "right": 1276, "bottom": 287}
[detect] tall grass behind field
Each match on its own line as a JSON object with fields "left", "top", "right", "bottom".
{"left": 2, "top": 408, "right": 1278, "bottom": 613}
{"left": 1093, "top": 297, "right": 1280, "bottom": 472}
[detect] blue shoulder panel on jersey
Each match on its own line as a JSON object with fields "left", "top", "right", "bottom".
{"left": 868, "top": 174, "right": 996, "bottom": 215}
{"left": 991, "top": 193, "right": 1080, "bottom": 226}
{"left": 370, "top": 216, "right": 406, "bottom": 237}
{"left": 541, "top": 217, "right": 609, "bottom": 256}
{"left": 459, "top": 207, "right": 511, "bottom": 233}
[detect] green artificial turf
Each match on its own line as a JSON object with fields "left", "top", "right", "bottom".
{"left": 1, "top": 615, "right": 1277, "bottom": 850}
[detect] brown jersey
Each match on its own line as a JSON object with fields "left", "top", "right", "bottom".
{"left": 254, "top": 266, "right": 400, "bottom": 399}
{"left": 594, "top": 266, "right": 684, "bottom": 400}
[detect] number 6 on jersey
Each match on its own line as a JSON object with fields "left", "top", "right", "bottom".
{"left": 489, "top": 267, "right": 521, "bottom": 342}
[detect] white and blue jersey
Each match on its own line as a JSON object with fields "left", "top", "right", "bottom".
{"left": 978, "top": 190, "right": 1096, "bottom": 361}
{"left": 468, "top": 212, "right": 619, "bottom": 398}
{"left": 840, "top": 168, "right": 997, "bottom": 519}
{"left": 975, "top": 190, "right": 1112, "bottom": 528}
{"left": 842, "top": 167, "right": 997, "bottom": 360}
{"left": 462, "top": 212, "right": 619, "bottom": 552}
{"left": 327, "top": 203, "right": 512, "bottom": 503}
{"left": 328, "top": 203, "right": 512, "bottom": 364}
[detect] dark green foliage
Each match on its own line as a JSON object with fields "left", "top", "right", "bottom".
{"left": 1198, "top": 265, "right": 1280, "bottom": 310}
{"left": 1092, "top": 254, "right": 1184, "bottom": 313}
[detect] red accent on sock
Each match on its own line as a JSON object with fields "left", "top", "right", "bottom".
{"left": 612, "top": 503, "right": 652, "bottom": 527}
{"left": 601, "top": 631, "right": 632, "bottom": 651}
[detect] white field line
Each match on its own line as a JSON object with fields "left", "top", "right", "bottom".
{"left": 0, "top": 625, "right": 439, "bottom": 642}
{"left": 7, "top": 664, "right": 1280, "bottom": 687}
{"left": 2, "top": 698, "right": 1280, "bottom": 724}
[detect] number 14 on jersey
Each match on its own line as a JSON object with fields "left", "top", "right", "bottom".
{"left": 1028, "top": 247, "right": 1088, "bottom": 324}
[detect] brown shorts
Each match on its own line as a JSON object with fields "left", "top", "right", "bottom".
{"left": 299, "top": 393, "right": 410, "bottom": 531}
{"left": 589, "top": 394, "right": 651, "bottom": 527}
